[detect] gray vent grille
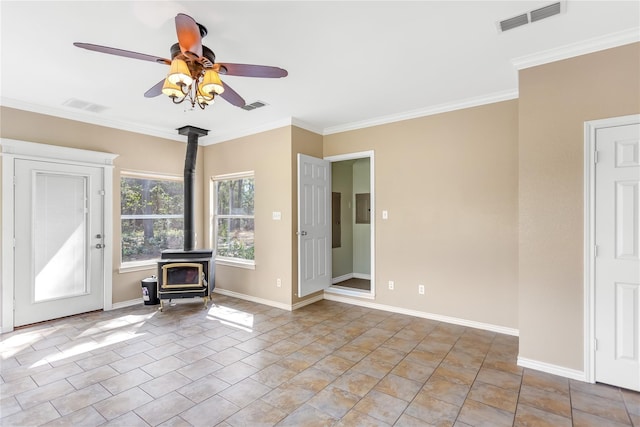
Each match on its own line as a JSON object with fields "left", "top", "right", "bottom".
{"left": 241, "top": 101, "right": 268, "bottom": 111}
{"left": 530, "top": 2, "right": 562, "bottom": 22}
{"left": 500, "top": 14, "right": 529, "bottom": 32}
{"left": 62, "top": 98, "right": 108, "bottom": 113}
{"left": 498, "top": 1, "right": 564, "bottom": 32}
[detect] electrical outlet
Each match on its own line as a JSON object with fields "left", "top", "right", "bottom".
{"left": 276, "top": 278, "right": 282, "bottom": 287}
{"left": 418, "top": 284, "right": 425, "bottom": 295}
{"left": 388, "top": 280, "right": 394, "bottom": 290}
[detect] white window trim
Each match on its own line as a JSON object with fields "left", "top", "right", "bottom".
{"left": 119, "top": 171, "right": 183, "bottom": 269}
{"left": 211, "top": 171, "right": 256, "bottom": 267}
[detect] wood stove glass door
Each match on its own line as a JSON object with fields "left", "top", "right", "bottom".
{"left": 13, "top": 159, "right": 105, "bottom": 326}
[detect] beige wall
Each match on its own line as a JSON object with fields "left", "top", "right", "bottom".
{"left": 352, "top": 158, "right": 371, "bottom": 276}
{"left": 331, "top": 160, "right": 355, "bottom": 278}
{"left": 0, "top": 107, "right": 204, "bottom": 305}
{"left": 203, "top": 126, "right": 294, "bottom": 305}
{"left": 324, "top": 100, "right": 520, "bottom": 329}
{"left": 518, "top": 43, "right": 640, "bottom": 370}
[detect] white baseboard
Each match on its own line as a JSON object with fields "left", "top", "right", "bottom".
{"left": 332, "top": 273, "right": 371, "bottom": 284}
{"left": 292, "top": 293, "right": 324, "bottom": 310}
{"left": 110, "top": 298, "right": 144, "bottom": 310}
{"left": 332, "top": 273, "right": 353, "bottom": 284}
{"left": 323, "top": 293, "right": 519, "bottom": 336}
{"left": 213, "top": 288, "right": 294, "bottom": 311}
{"left": 518, "top": 357, "right": 587, "bottom": 382}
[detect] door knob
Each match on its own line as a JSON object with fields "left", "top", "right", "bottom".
{"left": 96, "top": 243, "right": 103, "bottom": 249}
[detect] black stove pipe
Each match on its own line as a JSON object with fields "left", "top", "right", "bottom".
{"left": 177, "top": 125, "right": 209, "bottom": 252}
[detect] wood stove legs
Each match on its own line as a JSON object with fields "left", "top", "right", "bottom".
{"left": 158, "top": 296, "right": 209, "bottom": 312}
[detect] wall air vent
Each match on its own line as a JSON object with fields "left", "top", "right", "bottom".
{"left": 497, "top": 1, "right": 565, "bottom": 33}
{"left": 241, "top": 101, "right": 268, "bottom": 111}
{"left": 62, "top": 98, "right": 108, "bottom": 113}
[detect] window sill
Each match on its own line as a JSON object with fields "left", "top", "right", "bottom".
{"left": 215, "top": 258, "right": 256, "bottom": 270}
{"left": 119, "top": 261, "right": 158, "bottom": 274}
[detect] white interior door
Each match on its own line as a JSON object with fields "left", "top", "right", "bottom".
{"left": 297, "top": 154, "right": 331, "bottom": 297}
{"left": 595, "top": 123, "right": 640, "bottom": 391}
{"left": 14, "top": 159, "right": 105, "bottom": 326}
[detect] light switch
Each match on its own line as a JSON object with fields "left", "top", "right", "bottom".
{"left": 382, "top": 210, "right": 388, "bottom": 220}
{"left": 272, "top": 211, "right": 282, "bottom": 220}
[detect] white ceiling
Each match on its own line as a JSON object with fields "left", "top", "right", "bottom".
{"left": 1, "top": 1, "right": 638, "bottom": 145}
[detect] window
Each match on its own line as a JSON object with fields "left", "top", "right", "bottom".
{"left": 212, "top": 172, "right": 255, "bottom": 266}
{"left": 120, "top": 173, "right": 183, "bottom": 267}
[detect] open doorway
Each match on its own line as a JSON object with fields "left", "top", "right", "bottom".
{"left": 327, "top": 152, "right": 374, "bottom": 297}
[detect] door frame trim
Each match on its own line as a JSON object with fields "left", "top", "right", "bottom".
{"left": 1, "top": 139, "right": 118, "bottom": 332}
{"left": 583, "top": 114, "right": 640, "bottom": 383}
{"left": 324, "top": 150, "right": 375, "bottom": 299}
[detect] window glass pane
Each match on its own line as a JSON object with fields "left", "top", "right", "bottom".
{"left": 122, "top": 218, "right": 184, "bottom": 262}
{"left": 121, "top": 176, "right": 183, "bottom": 264}
{"left": 216, "top": 218, "right": 254, "bottom": 260}
{"left": 230, "top": 178, "right": 254, "bottom": 215}
{"left": 216, "top": 177, "right": 254, "bottom": 216}
{"left": 122, "top": 177, "right": 183, "bottom": 215}
{"left": 216, "top": 180, "right": 230, "bottom": 215}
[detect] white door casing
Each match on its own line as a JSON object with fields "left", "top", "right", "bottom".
{"left": 297, "top": 154, "right": 331, "bottom": 297}
{"left": 14, "top": 160, "right": 106, "bottom": 326}
{"left": 324, "top": 150, "right": 376, "bottom": 299}
{"left": 594, "top": 122, "right": 640, "bottom": 390}
{"left": 1, "top": 139, "right": 117, "bottom": 332}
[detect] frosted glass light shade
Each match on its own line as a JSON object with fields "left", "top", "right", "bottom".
{"left": 167, "top": 59, "right": 193, "bottom": 86}
{"left": 162, "top": 78, "right": 184, "bottom": 98}
{"left": 196, "top": 86, "right": 214, "bottom": 105}
{"left": 199, "top": 69, "right": 224, "bottom": 95}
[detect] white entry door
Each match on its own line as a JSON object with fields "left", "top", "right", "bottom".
{"left": 297, "top": 154, "right": 331, "bottom": 297}
{"left": 595, "top": 123, "right": 640, "bottom": 390}
{"left": 14, "top": 159, "right": 105, "bottom": 326}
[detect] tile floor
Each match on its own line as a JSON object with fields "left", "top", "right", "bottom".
{"left": 1, "top": 296, "right": 639, "bottom": 426}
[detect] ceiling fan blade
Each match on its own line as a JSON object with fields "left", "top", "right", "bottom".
{"left": 73, "top": 42, "right": 171, "bottom": 65}
{"left": 218, "top": 63, "right": 288, "bottom": 78}
{"left": 219, "top": 81, "right": 246, "bottom": 107}
{"left": 175, "top": 13, "right": 202, "bottom": 57}
{"left": 144, "top": 80, "right": 165, "bottom": 98}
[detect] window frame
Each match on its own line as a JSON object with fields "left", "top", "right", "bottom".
{"left": 119, "top": 171, "right": 184, "bottom": 272}
{"left": 210, "top": 171, "right": 256, "bottom": 269}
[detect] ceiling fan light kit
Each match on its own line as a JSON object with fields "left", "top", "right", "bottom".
{"left": 163, "top": 57, "right": 224, "bottom": 109}
{"left": 74, "top": 13, "right": 287, "bottom": 110}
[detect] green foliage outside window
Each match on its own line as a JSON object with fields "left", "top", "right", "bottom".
{"left": 121, "top": 176, "right": 184, "bottom": 263}
{"left": 215, "top": 176, "right": 255, "bottom": 261}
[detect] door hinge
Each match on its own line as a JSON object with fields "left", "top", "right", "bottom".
{"left": 594, "top": 151, "right": 599, "bottom": 163}
{"left": 99, "top": 190, "right": 105, "bottom": 196}
{"left": 594, "top": 338, "right": 598, "bottom": 351}
{"left": 594, "top": 245, "right": 599, "bottom": 257}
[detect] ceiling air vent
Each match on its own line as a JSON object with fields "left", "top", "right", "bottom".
{"left": 241, "top": 101, "right": 268, "bottom": 111}
{"left": 530, "top": 2, "right": 562, "bottom": 22}
{"left": 62, "top": 98, "right": 108, "bottom": 113}
{"left": 500, "top": 14, "right": 529, "bottom": 32}
{"left": 497, "top": 1, "right": 565, "bottom": 32}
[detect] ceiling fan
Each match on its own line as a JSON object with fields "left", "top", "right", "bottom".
{"left": 74, "top": 13, "right": 287, "bottom": 109}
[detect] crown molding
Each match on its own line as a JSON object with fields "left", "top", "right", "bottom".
{"left": 512, "top": 27, "right": 640, "bottom": 70}
{"left": 201, "top": 117, "right": 295, "bottom": 145}
{"left": 0, "top": 97, "right": 184, "bottom": 143}
{"left": 291, "top": 118, "right": 324, "bottom": 135}
{"left": 322, "top": 89, "right": 519, "bottom": 136}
